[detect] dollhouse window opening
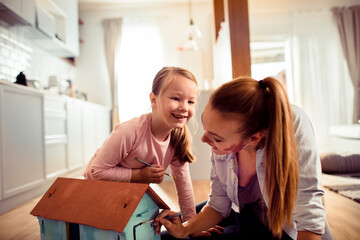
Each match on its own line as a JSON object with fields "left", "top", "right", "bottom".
{"left": 68, "top": 222, "right": 80, "bottom": 240}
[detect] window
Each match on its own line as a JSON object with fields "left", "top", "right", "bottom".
{"left": 250, "top": 41, "right": 286, "bottom": 86}
{"left": 117, "top": 19, "right": 165, "bottom": 122}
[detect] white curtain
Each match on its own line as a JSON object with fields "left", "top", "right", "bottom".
{"left": 332, "top": 5, "right": 360, "bottom": 123}
{"left": 287, "top": 10, "right": 353, "bottom": 152}
{"left": 103, "top": 18, "right": 122, "bottom": 129}
{"left": 117, "top": 18, "right": 165, "bottom": 123}
{"left": 212, "top": 21, "right": 232, "bottom": 89}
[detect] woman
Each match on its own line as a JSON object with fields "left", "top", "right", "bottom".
{"left": 156, "top": 77, "right": 333, "bottom": 239}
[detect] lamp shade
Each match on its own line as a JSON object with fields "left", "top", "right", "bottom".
{"left": 183, "top": 35, "right": 199, "bottom": 51}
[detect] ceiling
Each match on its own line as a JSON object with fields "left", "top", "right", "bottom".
{"left": 78, "top": 0, "right": 209, "bottom": 6}
{"left": 77, "top": 0, "right": 358, "bottom": 42}
{"left": 78, "top": 0, "right": 200, "bottom": 3}
{"left": 77, "top": 0, "right": 353, "bottom": 11}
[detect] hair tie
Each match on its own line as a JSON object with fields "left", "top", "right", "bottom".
{"left": 259, "top": 80, "right": 267, "bottom": 90}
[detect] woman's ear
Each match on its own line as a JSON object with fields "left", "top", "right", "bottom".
{"left": 250, "top": 131, "right": 264, "bottom": 146}
{"left": 150, "top": 92, "right": 157, "bottom": 108}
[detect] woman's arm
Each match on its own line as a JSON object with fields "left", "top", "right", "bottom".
{"left": 156, "top": 205, "right": 224, "bottom": 238}
{"left": 297, "top": 231, "right": 321, "bottom": 240}
{"left": 291, "top": 106, "right": 327, "bottom": 236}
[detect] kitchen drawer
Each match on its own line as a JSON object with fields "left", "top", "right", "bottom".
{"left": 44, "top": 116, "right": 66, "bottom": 135}
{"left": 45, "top": 139, "right": 67, "bottom": 178}
{"left": 44, "top": 95, "right": 66, "bottom": 112}
{"left": 44, "top": 95, "right": 67, "bottom": 136}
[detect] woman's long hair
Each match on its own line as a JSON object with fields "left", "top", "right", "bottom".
{"left": 152, "top": 67, "right": 197, "bottom": 163}
{"left": 210, "top": 77, "right": 298, "bottom": 237}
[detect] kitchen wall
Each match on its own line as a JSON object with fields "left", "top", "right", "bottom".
{"left": 77, "top": 1, "right": 213, "bottom": 107}
{"left": 0, "top": 25, "right": 76, "bottom": 90}
{"left": 248, "top": 0, "right": 360, "bottom": 41}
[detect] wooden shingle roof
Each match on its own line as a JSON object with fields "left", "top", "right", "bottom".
{"left": 30, "top": 177, "right": 169, "bottom": 233}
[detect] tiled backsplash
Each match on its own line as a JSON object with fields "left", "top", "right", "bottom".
{"left": 0, "top": 25, "right": 76, "bottom": 88}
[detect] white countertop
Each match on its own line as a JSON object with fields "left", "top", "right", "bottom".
{"left": 0, "top": 79, "right": 111, "bottom": 110}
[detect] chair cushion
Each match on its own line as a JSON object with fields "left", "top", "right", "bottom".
{"left": 321, "top": 153, "right": 360, "bottom": 174}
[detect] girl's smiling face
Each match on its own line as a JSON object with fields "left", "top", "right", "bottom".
{"left": 152, "top": 74, "right": 198, "bottom": 130}
{"left": 201, "top": 103, "right": 250, "bottom": 155}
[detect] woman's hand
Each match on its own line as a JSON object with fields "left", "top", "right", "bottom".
{"left": 155, "top": 210, "right": 188, "bottom": 238}
{"left": 155, "top": 205, "right": 224, "bottom": 238}
{"left": 190, "top": 225, "right": 224, "bottom": 238}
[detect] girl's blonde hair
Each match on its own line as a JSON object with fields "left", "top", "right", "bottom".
{"left": 152, "top": 67, "right": 197, "bottom": 163}
{"left": 210, "top": 77, "right": 298, "bottom": 238}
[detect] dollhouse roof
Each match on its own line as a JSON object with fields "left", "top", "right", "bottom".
{"left": 30, "top": 177, "right": 170, "bottom": 233}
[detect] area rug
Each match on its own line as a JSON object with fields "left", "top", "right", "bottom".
{"left": 322, "top": 173, "right": 360, "bottom": 204}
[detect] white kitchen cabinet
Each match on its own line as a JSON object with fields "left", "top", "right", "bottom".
{"left": 0, "top": 85, "right": 44, "bottom": 199}
{"left": 0, "top": 0, "right": 21, "bottom": 15}
{"left": 0, "top": 0, "right": 36, "bottom": 26}
{"left": 36, "top": 4, "right": 56, "bottom": 38}
{"left": 45, "top": 95, "right": 110, "bottom": 170}
{"left": 1, "top": 0, "right": 78, "bottom": 57}
{"left": 0, "top": 82, "right": 111, "bottom": 214}
{"left": 82, "top": 103, "right": 111, "bottom": 164}
{"left": 95, "top": 105, "right": 111, "bottom": 148}
{"left": 82, "top": 103, "right": 96, "bottom": 165}
{"left": 67, "top": 98, "right": 83, "bottom": 170}
{"left": 52, "top": 0, "right": 79, "bottom": 56}
{"left": 34, "top": 0, "right": 79, "bottom": 57}
{"left": 44, "top": 94, "right": 68, "bottom": 178}
{"left": 21, "top": 0, "right": 36, "bottom": 26}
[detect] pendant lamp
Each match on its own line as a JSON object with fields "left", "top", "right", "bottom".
{"left": 183, "top": 0, "right": 201, "bottom": 51}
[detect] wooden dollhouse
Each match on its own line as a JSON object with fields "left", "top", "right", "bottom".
{"left": 30, "top": 177, "right": 170, "bottom": 240}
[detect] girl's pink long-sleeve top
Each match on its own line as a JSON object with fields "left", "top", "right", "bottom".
{"left": 84, "top": 113, "right": 195, "bottom": 221}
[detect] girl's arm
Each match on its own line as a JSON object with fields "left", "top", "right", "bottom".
{"left": 156, "top": 205, "right": 224, "bottom": 238}
{"left": 170, "top": 161, "right": 196, "bottom": 221}
{"left": 84, "top": 123, "right": 136, "bottom": 182}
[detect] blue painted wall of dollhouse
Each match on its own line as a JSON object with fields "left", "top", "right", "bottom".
{"left": 37, "top": 193, "right": 160, "bottom": 240}
{"left": 38, "top": 217, "right": 67, "bottom": 240}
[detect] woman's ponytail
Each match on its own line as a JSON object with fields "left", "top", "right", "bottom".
{"left": 262, "top": 77, "right": 298, "bottom": 238}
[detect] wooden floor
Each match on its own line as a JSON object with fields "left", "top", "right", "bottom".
{"left": 0, "top": 178, "right": 359, "bottom": 240}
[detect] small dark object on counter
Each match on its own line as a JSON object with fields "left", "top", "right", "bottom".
{"left": 15, "top": 72, "right": 27, "bottom": 86}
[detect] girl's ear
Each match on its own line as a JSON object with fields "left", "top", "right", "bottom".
{"left": 250, "top": 131, "right": 264, "bottom": 146}
{"left": 150, "top": 92, "right": 157, "bottom": 108}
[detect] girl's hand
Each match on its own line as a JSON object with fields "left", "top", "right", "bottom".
{"left": 140, "top": 164, "right": 165, "bottom": 183}
{"left": 155, "top": 210, "right": 187, "bottom": 238}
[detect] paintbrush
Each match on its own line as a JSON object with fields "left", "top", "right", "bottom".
{"left": 138, "top": 212, "right": 189, "bottom": 225}
{"left": 135, "top": 158, "right": 176, "bottom": 179}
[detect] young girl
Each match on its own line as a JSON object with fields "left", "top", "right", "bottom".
{"left": 157, "top": 77, "right": 333, "bottom": 239}
{"left": 83, "top": 66, "right": 198, "bottom": 221}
